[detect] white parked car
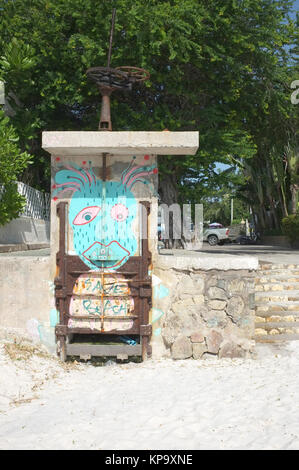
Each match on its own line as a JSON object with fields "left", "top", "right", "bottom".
{"left": 203, "top": 224, "right": 230, "bottom": 246}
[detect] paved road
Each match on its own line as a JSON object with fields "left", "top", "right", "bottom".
{"left": 1, "top": 243, "right": 298, "bottom": 265}
{"left": 0, "top": 248, "right": 50, "bottom": 257}
{"left": 160, "top": 243, "right": 299, "bottom": 265}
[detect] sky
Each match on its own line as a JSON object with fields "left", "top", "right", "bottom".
{"left": 292, "top": 0, "right": 299, "bottom": 17}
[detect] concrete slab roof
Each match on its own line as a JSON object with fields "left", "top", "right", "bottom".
{"left": 42, "top": 131, "right": 199, "bottom": 156}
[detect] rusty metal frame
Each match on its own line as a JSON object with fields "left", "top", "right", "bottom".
{"left": 54, "top": 200, "right": 152, "bottom": 361}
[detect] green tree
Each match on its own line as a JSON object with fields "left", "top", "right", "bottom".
{"left": 0, "top": 111, "right": 32, "bottom": 225}
{"left": 235, "top": 6, "right": 299, "bottom": 229}
{"left": 0, "top": 0, "right": 297, "bottom": 230}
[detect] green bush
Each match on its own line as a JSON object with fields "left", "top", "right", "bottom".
{"left": 0, "top": 111, "right": 32, "bottom": 226}
{"left": 281, "top": 215, "right": 299, "bottom": 246}
{"left": 0, "top": 184, "right": 27, "bottom": 226}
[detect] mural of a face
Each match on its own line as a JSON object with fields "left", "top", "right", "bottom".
{"left": 70, "top": 178, "right": 137, "bottom": 270}
{"left": 53, "top": 159, "right": 157, "bottom": 271}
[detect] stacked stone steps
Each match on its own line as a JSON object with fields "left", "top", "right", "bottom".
{"left": 256, "top": 292, "right": 299, "bottom": 302}
{"left": 256, "top": 283, "right": 299, "bottom": 291}
{"left": 255, "top": 263, "right": 299, "bottom": 342}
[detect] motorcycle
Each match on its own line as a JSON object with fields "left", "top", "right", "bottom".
{"left": 236, "top": 232, "right": 261, "bottom": 245}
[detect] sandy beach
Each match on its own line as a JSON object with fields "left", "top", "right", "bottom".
{"left": 0, "top": 339, "right": 299, "bottom": 450}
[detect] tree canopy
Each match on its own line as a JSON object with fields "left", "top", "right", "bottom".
{"left": 0, "top": 0, "right": 298, "bottom": 230}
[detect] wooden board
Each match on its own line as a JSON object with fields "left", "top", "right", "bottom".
{"left": 66, "top": 343, "right": 142, "bottom": 357}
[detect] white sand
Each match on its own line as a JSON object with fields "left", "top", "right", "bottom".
{"left": 0, "top": 340, "right": 299, "bottom": 450}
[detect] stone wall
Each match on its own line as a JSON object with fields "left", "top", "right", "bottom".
{"left": 151, "top": 254, "right": 258, "bottom": 360}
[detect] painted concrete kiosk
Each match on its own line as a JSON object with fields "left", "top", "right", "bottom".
{"left": 42, "top": 131, "right": 199, "bottom": 360}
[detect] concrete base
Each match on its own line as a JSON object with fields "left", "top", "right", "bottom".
{"left": 0, "top": 255, "right": 51, "bottom": 329}
{"left": 154, "top": 251, "right": 259, "bottom": 271}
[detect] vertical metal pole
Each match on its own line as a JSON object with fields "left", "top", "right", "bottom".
{"left": 99, "top": 8, "right": 116, "bottom": 131}
{"left": 140, "top": 201, "right": 151, "bottom": 361}
{"left": 139, "top": 203, "right": 143, "bottom": 257}
{"left": 107, "top": 8, "right": 116, "bottom": 68}
{"left": 56, "top": 201, "right": 68, "bottom": 362}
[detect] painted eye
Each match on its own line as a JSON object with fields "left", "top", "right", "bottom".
{"left": 73, "top": 206, "right": 101, "bottom": 225}
{"left": 111, "top": 203, "right": 129, "bottom": 222}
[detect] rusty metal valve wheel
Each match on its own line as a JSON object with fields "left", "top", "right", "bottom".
{"left": 115, "top": 66, "right": 150, "bottom": 83}
{"left": 87, "top": 66, "right": 150, "bottom": 90}
{"left": 86, "top": 66, "right": 130, "bottom": 89}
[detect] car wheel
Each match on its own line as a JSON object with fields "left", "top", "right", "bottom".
{"left": 208, "top": 235, "right": 219, "bottom": 246}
